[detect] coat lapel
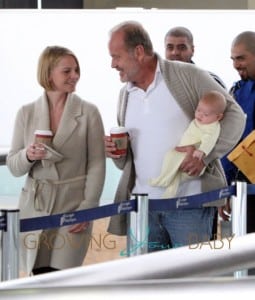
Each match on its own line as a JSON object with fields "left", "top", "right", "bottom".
{"left": 34, "top": 93, "right": 51, "bottom": 132}
{"left": 53, "top": 93, "right": 82, "bottom": 150}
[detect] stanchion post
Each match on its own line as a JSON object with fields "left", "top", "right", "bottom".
{"left": 1, "top": 209, "right": 20, "bottom": 281}
{"left": 0, "top": 210, "right": 5, "bottom": 280}
{"left": 127, "top": 194, "right": 148, "bottom": 256}
{"left": 232, "top": 181, "right": 247, "bottom": 278}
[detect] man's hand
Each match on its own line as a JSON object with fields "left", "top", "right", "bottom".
{"left": 104, "top": 135, "right": 126, "bottom": 159}
{"left": 175, "top": 145, "right": 205, "bottom": 176}
{"left": 218, "top": 198, "right": 231, "bottom": 221}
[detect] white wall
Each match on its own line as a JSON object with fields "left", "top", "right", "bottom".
{"left": 1, "top": 9, "right": 255, "bottom": 146}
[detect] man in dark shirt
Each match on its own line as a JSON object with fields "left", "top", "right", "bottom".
{"left": 164, "top": 26, "right": 226, "bottom": 89}
{"left": 221, "top": 31, "right": 255, "bottom": 236}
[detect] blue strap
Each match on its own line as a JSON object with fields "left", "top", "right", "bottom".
{"left": 1, "top": 185, "right": 237, "bottom": 232}
{"left": 247, "top": 184, "right": 255, "bottom": 195}
{"left": 0, "top": 215, "right": 6, "bottom": 231}
{"left": 149, "top": 185, "right": 235, "bottom": 211}
{"left": 20, "top": 199, "right": 136, "bottom": 232}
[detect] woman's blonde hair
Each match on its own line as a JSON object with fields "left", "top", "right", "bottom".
{"left": 37, "top": 46, "right": 80, "bottom": 91}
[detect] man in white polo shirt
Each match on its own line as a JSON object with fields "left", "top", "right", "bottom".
{"left": 105, "top": 21, "right": 245, "bottom": 251}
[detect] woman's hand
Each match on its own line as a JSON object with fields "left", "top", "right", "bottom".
{"left": 26, "top": 143, "right": 47, "bottom": 162}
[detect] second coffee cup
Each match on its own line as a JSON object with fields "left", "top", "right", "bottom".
{"left": 110, "top": 126, "right": 128, "bottom": 155}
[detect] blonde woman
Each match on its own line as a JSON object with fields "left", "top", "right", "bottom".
{"left": 7, "top": 46, "right": 105, "bottom": 276}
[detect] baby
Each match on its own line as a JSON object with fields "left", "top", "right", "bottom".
{"left": 149, "top": 90, "right": 227, "bottom": 198}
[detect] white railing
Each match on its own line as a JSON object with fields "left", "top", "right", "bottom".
{"left": 0, "top": 232, "right": 255, "bottom": 290}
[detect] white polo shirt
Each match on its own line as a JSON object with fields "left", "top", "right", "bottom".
{"left": 125, "top": 64, "right": 201, "bottom": 198}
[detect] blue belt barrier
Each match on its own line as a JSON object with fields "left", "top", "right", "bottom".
{"left": 0, "top": 184, "right": 238, "bottom": 232}
{"left": 20, "top": 199, "right": 136, "bottom": 232}
{"left": 247, "top": 183, "right": 255, "bottom": 195}
{"left": 0, "top": 215, "right": 6, "bottom": 231}
{"left": 149, "top": 185, "right": 236, "bottom": 211}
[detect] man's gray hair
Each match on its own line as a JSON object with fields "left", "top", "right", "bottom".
{"left": 110, "top": 21, "right": 154, "bottom": 55}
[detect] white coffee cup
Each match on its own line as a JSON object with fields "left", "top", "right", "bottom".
{"left": 110, "top": 126, "right": 128, "bottom": 155}
{"left": 34, "top": 129, "right": 53, "bottom": 146}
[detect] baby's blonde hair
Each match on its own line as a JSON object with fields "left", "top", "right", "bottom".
{"left": 200, "top": 90, "right": 227, "bottom": 114}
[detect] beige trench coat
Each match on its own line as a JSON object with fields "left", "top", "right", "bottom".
{"left": 7, "top": 93, "right": 105, "bottom": 275}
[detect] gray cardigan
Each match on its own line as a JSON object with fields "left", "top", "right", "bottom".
{"left": 108, "top": 55, "right": 246, "bottom": 235}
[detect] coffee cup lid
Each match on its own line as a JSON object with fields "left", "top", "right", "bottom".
{"left": 110, "top": 126, "right": 127, "bottom": 134}
{"left": 34, "top": 130, "right": 53, "bottom": 136}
